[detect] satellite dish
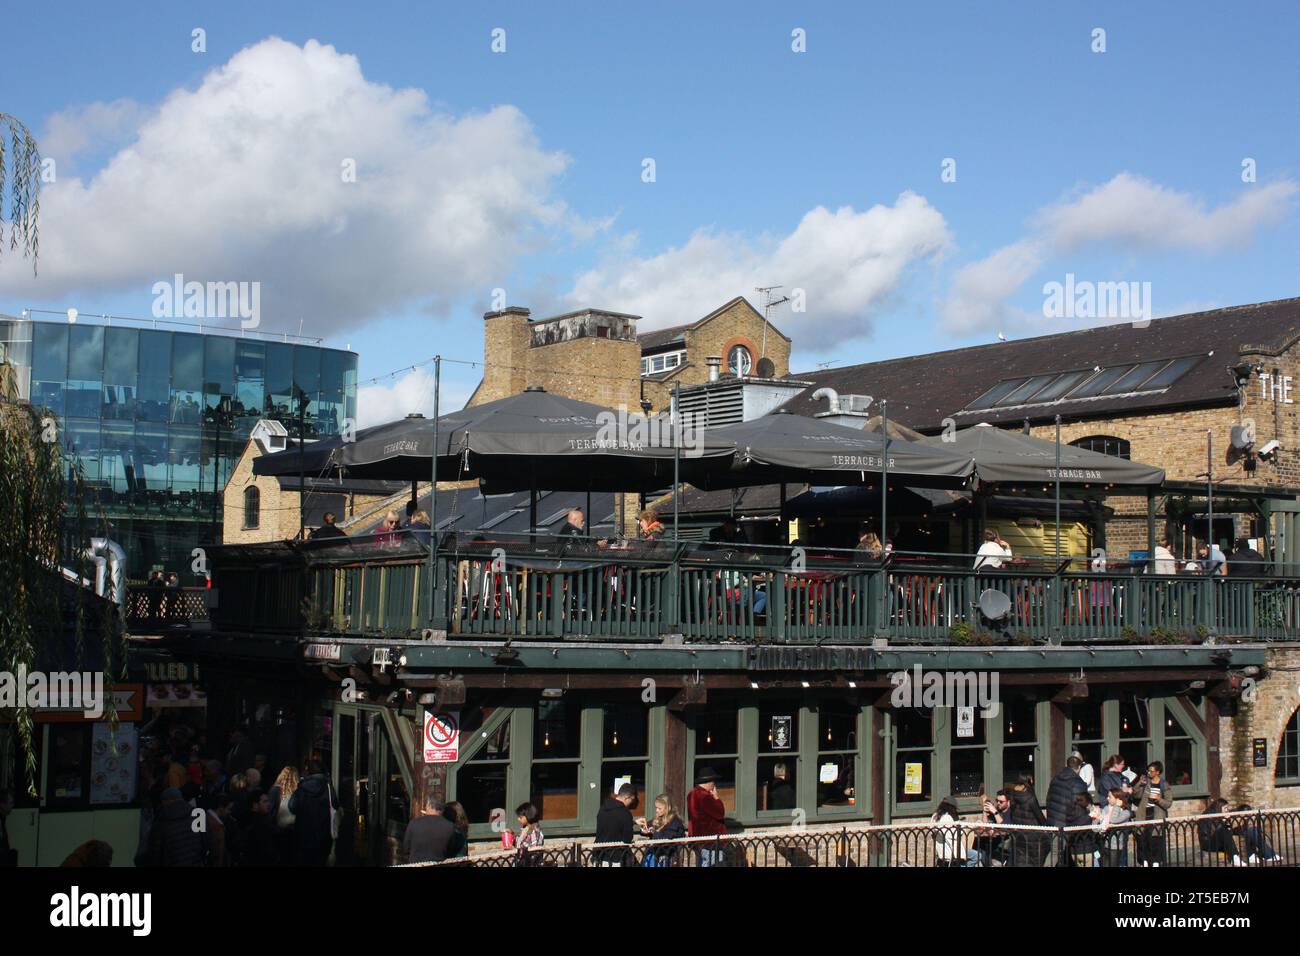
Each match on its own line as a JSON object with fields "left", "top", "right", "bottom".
{"left": 1230, "top": 421, "right": 1256, "bottom": 450}
{"left": 978, "top": 589, "right": 1012, "bottom": 622}
{"left": 755, "top": 357, "right": 775, "bottom": 378}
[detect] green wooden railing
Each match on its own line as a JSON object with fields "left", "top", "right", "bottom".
{"left": 205, "top": 534, "right": 1300, "bottom": 645}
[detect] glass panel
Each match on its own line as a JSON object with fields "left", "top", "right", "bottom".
{"left": 102, "top": 327, "right": 138, "bottom": 421}
{"left": 1119, "top": 741, "right": 1148, "bottom": 774}
{"left": 66, "top": 326, "right": 104, "bottom": 419}
{"left": 965, "top": 378, "right": 1028, "bottom": 411}
{"left": 534, "top": 697, "right": 581, "bottom": 758}
{"left": 994, "top": 374, "right": 1059, "bottom": 407}
{"left": 135, "top": 422, "right": 169, "bottom": 492}
{"left": 602, "top": 703, "right": 648, "bottom": 758}
{"left": 1164, "top": 739, "right": 1193, "bottom": 787}
{"left": 169, "top": 425, "right": 202, "bottom": 493}
{"left": 234, "top": 341, "right": 266, "bottom": 432}
{"left": 101, "top": 421, "right": 135, "bottom": 493}
{"left": 1004, "top": 697, "right": 1036, "bottom": 744}
{"left": 1002, "top": 745, "right": 1037, "bottom": 788}
{"left": 460, "top": 708, "right": 510, "bottom": 760}
{"left": 756, "top": 755, "right": 798, "bottom": 812}
{"left": 759, "top": 702, "right": 799, "bottom": 754}
{"left": 1065, "top": 365, "right": 1132, "bottom": 399}
{"left": 815, "top": 754, "right": 855, "bottom": 809}
{"left": 264, "top": 342, "right": 295, "bottom": 420}
{"left": 695, "top": 709, "right": 738, "bottom": 754}
{"left": 818, "top": 701, "right": 858, "bottom": 751}
{"left": 529, "top": 761, "right": 579, "bottom": 822}
{"left": 949, "top": 707, "right": 987, "bottom": 746}
{"left": 47, "top": 725, "right": 88, "bottom": 802}
{"left": 1164, "top": 708, "right": 1189, "bottom": 740}
{"left": 31, "top": 323, "right": 69, "bottom": 415}
{"left": 136, "top": 330, "right": 171, "bottom": 423}
{"left": 171, "top": 336, "right": 204, "bottom": 424}
{"left": 1101, "top": 360, "right": 1170, "bottom": 395}
{"left": 1026, "top": 370, "right": 1089, "bottom": 403}
{"left": 950, "top": 747, "right": 985, "bottom": 797}
{"left": 1140, "top": 356, "right": 1200, "bottom": 390}
{"left": 1071, "top": 701, "right": 1103, "bottom": 740}
{"left": 895, "top": 751, "right": 931, "bottom": 803}
{"left": 457, "top": 763, "right": 508, "bottom": 826}
{"left": 895, "top": 708, "right": 932, "bottom": 749}
{"left": 600, "top": 760, "right": 648, "bottom": 808}
{"left": 1120, "top": 699, "right": 1148, "bottom": 738}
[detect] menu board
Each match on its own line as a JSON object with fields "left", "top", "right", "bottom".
{"left": 90, "top": 722, "right": 138, "bottom": 805}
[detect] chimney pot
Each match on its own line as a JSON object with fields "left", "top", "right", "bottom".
{"left": 706, "top": 355, "right": 722, "bottom": 382}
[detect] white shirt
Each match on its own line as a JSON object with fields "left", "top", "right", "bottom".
{"left": 1153, "top": 546, "right": 1176, "bottom": 575}
{"left": 974, "top": 541, "right": 1006, "bottom": 570}
{"left": 1078, "top": 762, "right": 1096, "bottom": 793}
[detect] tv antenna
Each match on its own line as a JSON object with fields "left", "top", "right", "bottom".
{"left": 756, "top": 285, "right": 790, "bottom": 361}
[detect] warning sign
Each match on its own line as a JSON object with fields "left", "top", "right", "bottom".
{"left": 423, "top": 710, "right": 459, "bottom": 763}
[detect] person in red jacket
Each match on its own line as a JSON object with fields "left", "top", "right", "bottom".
{"left": 687, "top": 767, "right": 728, "bottom": 867}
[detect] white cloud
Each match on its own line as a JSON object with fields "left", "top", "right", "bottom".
{"left": 565, "top": 193, "right": 951, "bottom": 348}
{"left": 1, "top": 38, "right": 578, "bottom": 338}
{"left": 941, "top": 173, "right": 1297, "bottom": 333}
{"left": 357, "top": 366, "right": 477, "bottom": 428}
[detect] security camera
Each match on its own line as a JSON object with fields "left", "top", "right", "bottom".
{"left": 1259, "top": 439, "right": 1281, "bottom": 460}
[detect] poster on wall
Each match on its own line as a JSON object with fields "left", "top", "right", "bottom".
{"left": 904, "top": 762, "right": 923, "bottom": 795}
{"left": 770, "top": 716, "right": 793, "bottom": 751}
{"left": 90, "top": 722, "right": 138, "bottom": 805}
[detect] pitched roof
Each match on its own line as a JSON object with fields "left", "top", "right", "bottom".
{"left": 781, "top": 298, "right": 1300, "bottom": 431}
{"left": 637, "top": 296, "right": 791, "bottom": 353}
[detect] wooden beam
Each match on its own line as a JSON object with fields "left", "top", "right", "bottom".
{"left": 1205, "top": 696, "right": 1223, "bottom": 799}
{"left": 663, "top": 708, "right": 687, "bottom": 814}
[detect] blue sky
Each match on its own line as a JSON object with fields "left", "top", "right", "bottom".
{"left": 3, "top": 1, "right": 1297, "bottom": 421}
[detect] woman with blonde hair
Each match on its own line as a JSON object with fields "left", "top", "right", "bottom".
{"left": 639, "top": 793, "right": 687, "bottom": 866}
{"left": 270, "top": 765, "right": 301, "bottom": 865}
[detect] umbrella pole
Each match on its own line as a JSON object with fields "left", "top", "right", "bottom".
{"left": 1055, "top": 415, "right": 1062, "bottom": 561}
{"left": 427, "top": 355, "right": 440, "bottom": 625}
{"left": 880, "top": 400, "right": 888, "bottom": 545}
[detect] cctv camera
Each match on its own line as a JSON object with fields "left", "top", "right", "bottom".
{"left": 1259, "top": 439, "right": 1280, "bottom": 460}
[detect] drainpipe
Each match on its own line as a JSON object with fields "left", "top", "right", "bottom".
{"left": 86, "top": 537, "right": 127, "bottom": 609}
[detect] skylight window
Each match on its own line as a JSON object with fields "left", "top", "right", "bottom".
{"left": 965, "top": 378, "right": 1030, "bottom": 410}
{"left": 994, "top": 374, "right": 1060, "bottom": 407}
{"left": 1065, "top": 365, "right": 1134, "bottom": 398}
{"left": 1101, "top": 360, "right": 1172, "bottom": 395}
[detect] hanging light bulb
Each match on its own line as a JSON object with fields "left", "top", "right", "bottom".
{"left": 826, "top": 726, "right": 833, "bottom": 743}
{"left": 1008, "top": 721, "right": 1015, "bottom": 736}
{"left": 706, "top": 730, "right": 712, "bottom": 745}
{"left": 612, "top": 726, "right": 619, "bottom": 747}
{"left": 1122, "top": 717, "right": 1129, "bottom": 732}
{"left": 543, "top": 730, "right": 550, "bottom": 748}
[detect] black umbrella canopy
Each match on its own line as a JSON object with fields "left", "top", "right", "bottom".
{"left": 921, "top": 423, "right": 1165, "bottom": 487}
{"left": 693, "top": 410, "right": 975, "bottom": 490}
{"left": 253, "top": 388, "right": 735, "bottom": 491}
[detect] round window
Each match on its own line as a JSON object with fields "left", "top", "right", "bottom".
{"left": 728, "top": 345, "right": 752, "bottom": 377}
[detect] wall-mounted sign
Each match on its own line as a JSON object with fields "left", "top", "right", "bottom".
{"left": 956, "top": 707, "right": 975, "bottom": 738}
{"left": 303, "top": 643, "right": 341, "bottom": 661}
{"left": 904, "top": 762, "right": 924, "bottom": 795}
{"left": 1253, "top": 738, "right": 1268, "bottom": 768}
{"left": 144, "top": 661, "right": 200, "bottom": 682}
{"left": 1260, "top": 374, "right": 1294, "bottom": 405}
{"left": 423, "top": 710, "right": 459, "bottom": 763}
{"left": 770, "top": 715, "right": 793, "bottom": 751}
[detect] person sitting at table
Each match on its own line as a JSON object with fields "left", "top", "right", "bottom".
{"left": 375, "top": 510, "right": 403, "bottom": 548}
{"left": 1152, "top": 536, "right": 1177, "bottom": 575}
{"left": 709, "top": 516, "right": 745, "bottom": 544}
{"left": 855, "top": 527, "right": 883, "bottom": 560}
{"left": 637, "top": 509, "right": 664, "bottom": 541}
{"left": 559, "top": 507, "right": 589, "bottom": 539}
{"left": 974, "top": 529, "right": 1009, "bottom": 570}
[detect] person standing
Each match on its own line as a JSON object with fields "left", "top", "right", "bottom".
{"left": 134, "top": 788, "right": 209, "bottom": 867}
{"left": 1045, "top": 756, "right": 1092, "bottom": 846}
{"left": 687, "top": 768, "right": 728, "bottom": 867}
{"left": 1132, "top": 761, "right": 1173, "bottom": 866}
{"left": 1007, "top": 772, "right": 1048, "bottom": 866}
{"left": 288, "top": 757, "right": 338, "bottom": 866}
{"left": 1072, "top": 750, "right": 1097, "bottom": 799}
{"left": 402, "top": 795, "right": 457, "bottom": 864}
{"left": 443, "top": 801, "right": 471, "bottom": 858}
{"left": 1153, "top": 537, "right": 1177, "bottom": 575}
{"left": 269, "top": 765, "right": 300, "bottom": 866}
{"left": 594, "top": 783, "right": 638, "bottom": 866}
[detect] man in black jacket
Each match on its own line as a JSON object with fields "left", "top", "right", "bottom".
{"left": 135, "top": 789, "right": 210, "bottom": 866}
{"left": 1229, "top": 538, "right": 1266, "bottom": 576}
{"left": 402, "top": 795, "right": 457, "bottom": 864}
{"left": 1046, "top": 756, "right": 1091, "bottom": 827}
{"left": 594, "top": 784, "right": 638, "bottom": 866}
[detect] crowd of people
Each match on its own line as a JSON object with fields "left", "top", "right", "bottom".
{"left": 930, "top": 752, "right": 1285, "bottom": 867}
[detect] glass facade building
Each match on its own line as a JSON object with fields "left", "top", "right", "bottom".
{"left": 0, "top": 317, "right": 357, "bottom": 581}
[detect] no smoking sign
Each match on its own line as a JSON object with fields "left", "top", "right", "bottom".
{"left": 423, "top": 710, "right": 459, "bottom": 763}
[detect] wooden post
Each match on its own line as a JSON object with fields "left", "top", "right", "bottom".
{"left": 663, "top": 707, "right": 687, "bottom": 812}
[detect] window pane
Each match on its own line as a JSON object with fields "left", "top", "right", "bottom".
{"left": 760, "top": 702, "right": 799, "bottom": 754}
{"left": 1140, "top": 356, "right": 1201, "bottom": 390}
{"left": 949, "top": 707, "right": 987, "bottom": 746}
{"left": 602, "top": 703, "right": 648, "bottom": 758}
{"left": 1119, "top": 741, "right": 1148, "bottom": 774}
{"left": 48, "top": 725, "right": 88, "bottom": 802}
{"left": 994, "top": 374, "right": 1058, "bottom": 406}
{"left": 695, "top": 708, "right": 738, "bottom": 755}
{"left": 1066, "top": 365, "right": 1132, "bottom": 399}
{"left": 1002, "top": 745, "right": 1037, "bottom": 788}
{"left": 815, "top": 754, "right": 855, "bottom": 809}
{"left": 818, "top": 700, "right": 858, "bottom": 751}
{"left": 1164, "top": 739, "right": 1193, "bottom": 787}
{"left": 950, "top": 747, "right": 985, "bottom": 797}
{"left": 895, "top": 708, "right": 932, "bottom": 749}
{"left": 457, "top": 763, "right": 508, "bottom": 826}
{"left": 535, "top": 697, "right": 580, "bottom": 758}
{"left": 1028, "top": 370, "right": 1089, "bottom": 403}
{"left": 68, "top": 325, "right": 104, "bottom": 381}
{"left": 1071, "top": 701, "right": 1103, "bottom": 740}
{"left": 756, "top": 755, "right": 798, "bottom": 812}
{"left": 1004, "top": 697, "right": 1036, "bottom": 743}
{"left": 529, "top": 761, "right": 579, "bottom": 822}
{"left": 895, "top": 751, "right": 931, "bottom": 803}
{"left": 1120, "top": 699, "right": 1148, "bottom": 738}
{"left": 965, "top": 378, "right": 1026, "bottom": 411}
{"left": 600, "top": 760, "right": 648, "bottom": 808}
{"left": 1103, "top": 360, "right": 1170, "bottom": 395}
